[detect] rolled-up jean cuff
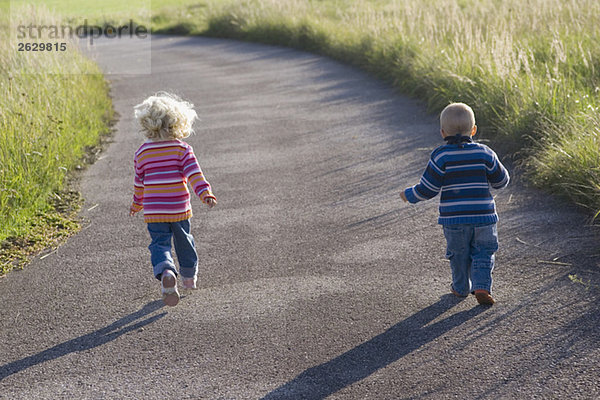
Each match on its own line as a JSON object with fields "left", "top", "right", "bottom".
{"left": 179, "top": 265, "right": 197, "bottom": 279}
{"left": 154, "top": 261, "right": 177, "bottom": 280}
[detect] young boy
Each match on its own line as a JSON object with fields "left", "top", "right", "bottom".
{"left": 400, "top": 102, "right": 509, "bottom": 305}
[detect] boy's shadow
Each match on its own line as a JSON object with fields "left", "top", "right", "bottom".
{"left": 263, "top": 295, "right": 486, "bottom": 400}
{"left": 0, "top": 300, "right": 166, "bottom": 381}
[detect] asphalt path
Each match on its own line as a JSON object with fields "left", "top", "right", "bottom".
{"left": 1, "top": 35, "right": 599, "bottom": 399}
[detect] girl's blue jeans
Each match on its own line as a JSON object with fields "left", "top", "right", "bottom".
{"left": 442, "top": 223, "right": 499, "bottom": 296}
{"left": 147, "top": 219, "right": 198, "bottom": 280}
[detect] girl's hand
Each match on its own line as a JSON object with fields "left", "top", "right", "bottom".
{"left": 130, "top": 209, "right": 138, "bottom": 216}
{"left": 206, "top": 198, "right": 217, "bottom": 208}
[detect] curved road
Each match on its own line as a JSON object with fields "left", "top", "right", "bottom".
{"left": 1, "top": 36, "right": 599, "bottom": 399}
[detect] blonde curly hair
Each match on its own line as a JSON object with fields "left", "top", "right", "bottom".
{"left": 134, "top": 92, "right": 198, "bottom": 140}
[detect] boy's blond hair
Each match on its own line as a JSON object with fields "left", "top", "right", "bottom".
{"left": 134, "top": 92, "right": 197, "bottom": 140}
{"left": 440, "top": 102, "right": 475, "bottom": 136}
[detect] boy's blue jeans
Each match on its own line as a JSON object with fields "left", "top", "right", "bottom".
{"left": 442, "top": 223, "right": 499, "bottom": 296}
{"left": 147, "top": 220, "right": 198, "bottom": 280}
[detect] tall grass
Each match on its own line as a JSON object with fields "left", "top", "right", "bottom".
{"left": 2, "top": 0, "right": 598, "bottom": 274}
{"left": 0, "top": 5, "right": 112, "bottom": 273}
{"left": 149, "top": 0, "right": 600, "bottom": 214}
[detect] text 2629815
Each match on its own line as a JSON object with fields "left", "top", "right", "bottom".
{"left": 17, "top": 42, "right": 67, "bottom": 52}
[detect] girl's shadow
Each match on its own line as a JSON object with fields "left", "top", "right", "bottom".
{"left": 263, "top": 295, "right": 486, "bottom": 400}
{"left": 0, "top": 300, "right": 166, "bottom": 381}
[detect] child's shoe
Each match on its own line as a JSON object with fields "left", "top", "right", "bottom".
{"left": 182, "top": 276, "right": 197, "bottom": 290}
{"left": 474, "top": 289, "right": 495, "bottom": 305}
{"left": 161, "top": 269, "right": 180, "bottom": 306}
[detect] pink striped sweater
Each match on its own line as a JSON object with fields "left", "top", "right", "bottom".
{"left": 130, "top": 140, "right": 216, "bottom": 223}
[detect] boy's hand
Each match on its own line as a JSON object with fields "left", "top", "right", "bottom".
{"left": 206, "top": 198, "right": 217, "bottom": 208}
{"left": 400, "top": 191, "right": 408, "bottom": 203}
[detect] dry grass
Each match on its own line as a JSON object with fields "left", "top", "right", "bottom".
{"left": 151, "top": 0, "right": 600, "bottom": 214}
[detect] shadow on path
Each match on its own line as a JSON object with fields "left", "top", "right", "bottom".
{"left": 263, "top": 295, "right": 487, "bottom": 399}
{"left": 0, "top": 300, "right": 166, "bottom": 381}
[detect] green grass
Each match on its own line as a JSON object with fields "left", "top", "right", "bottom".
{"left": 10, "top": 0, "right": 150, "bottom": 19}
{"left": 0, "top": 4, "right": 113, "bottom": 274}
{"left": 37, "top": 0, "right": 598, "bottom": 214}
{"left": 1, "top": 0, "right": 599, "bottom": 276}
{"left": 147, "top": 0, "right": 600, "bottom": 214}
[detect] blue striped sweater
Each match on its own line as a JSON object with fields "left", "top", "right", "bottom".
{"left": 404, "top": 142, "right": 510, "bottom": 225}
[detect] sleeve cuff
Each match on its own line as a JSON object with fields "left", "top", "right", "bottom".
{"left": 404, "top": 187, "right": 420, "bottom": 204}
{"left": 131, "top": 203, "right": 143, "bottom": 212}
{"left": 199, "top": 190, "right": 216, "bottom": 203}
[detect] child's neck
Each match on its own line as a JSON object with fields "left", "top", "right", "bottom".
{"left": 146, "top": 138, "right": 179, "bottom": 143}
{"left": 444, "top": 134, "right": 473, "bottom": 145}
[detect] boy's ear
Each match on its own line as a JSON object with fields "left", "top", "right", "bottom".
{"left": 470, "top": 125, "right": 478, "bottom": 137}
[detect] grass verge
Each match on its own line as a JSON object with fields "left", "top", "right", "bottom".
{"left": 13, "top": 1, "right": 600, "bottom": 214}
{"left": 0, "top": 5, "right": 113, "bottom": 275}
{"left": 147, "top": 0, "right": 600, "bottom": 215}
{"left": 2, "top": 0, "right": 599, "bottom": 274}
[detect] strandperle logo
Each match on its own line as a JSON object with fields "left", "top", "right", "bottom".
{"left": 16, "top": 19, "right": 148, "bottom": 44}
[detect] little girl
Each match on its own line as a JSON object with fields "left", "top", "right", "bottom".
{"left": 130, "top": 92, "right": 217, "bottom": 306}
